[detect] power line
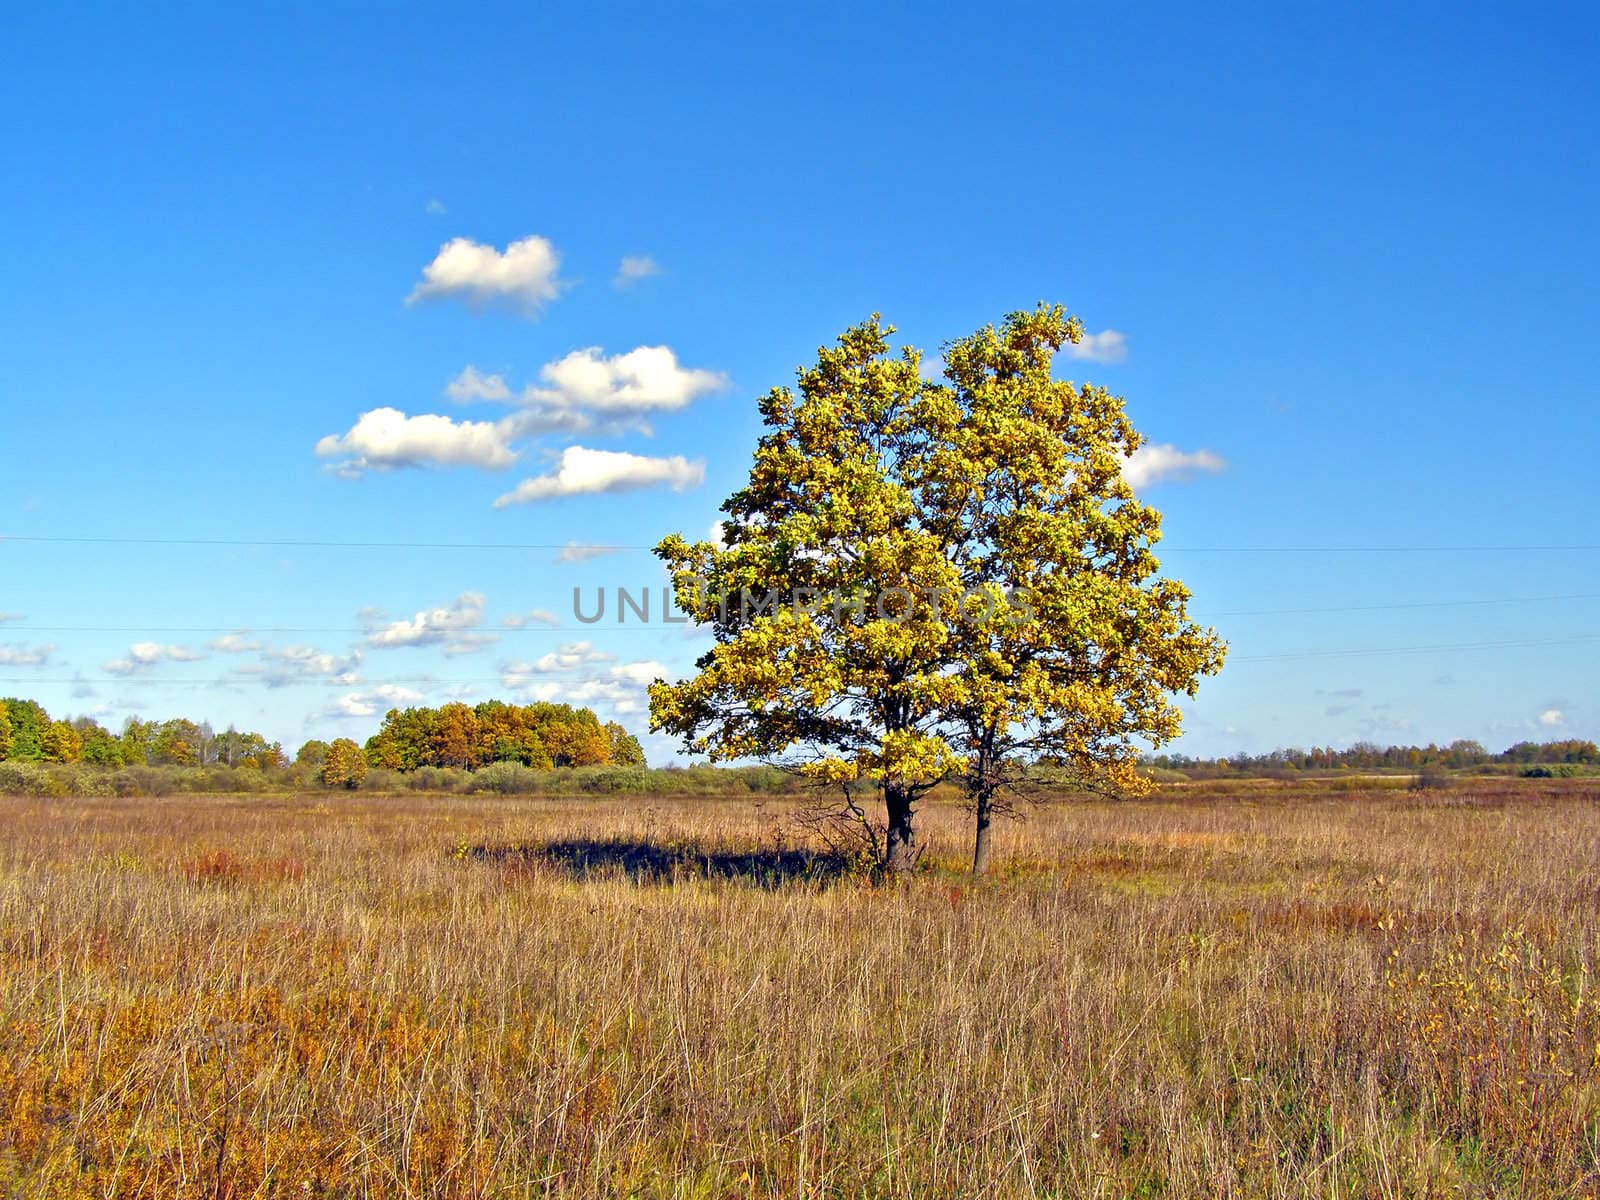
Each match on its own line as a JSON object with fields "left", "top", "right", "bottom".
{"left": 1208, "top": 592, "right": 1600, "bottom": 617}
{"left": 3, "top": 625, "right": 686, "bottom": 634}
{"left": 0, "top": 672, "right": 644, "bottom": 687}
{"left": 4, "top": 588, "right": 1597, "bottom": 635}
{"left": 1168, "top": 545, "right": 1600, "bottom": 554}
{"left": 0, "top": 534, "right": 651, "bottom": 551}
{"left": 3, "top": 631, "right": 1595, "bottom": 688}
{"left": 5, "top": 533, "right": 1600, "bottom": 554}
{"left": 1235, "top": 633, "right": 1600, "bottom": 662}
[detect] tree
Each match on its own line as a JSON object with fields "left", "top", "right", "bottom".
{"left": 71, "top": 718, "right": 124, "bottom": 767}
{"left": 295, "top": 739, "right": 330, "bottom": 769}
{"left": 150, "top": 721, "right": 198, "bottom": 766}
{"left": 42, "top": 720, "right": 84, "bottom": 764}
{"left": 918, "top": 307, "right": 1225, "bottom": 870}
{"left": 652, "top": 317, "right": 969, "bottom": 872}
{"left": 247, "top": 741, "right": 287, "bottom": 770}
{"left": 431, "top": 703, "right": 481, "bottom": 769}
{"left": 322, "top": 738, "right": 368, "bottom": 789}
{"left": 0, "top": 699, "right": 50, "bottom": 761}
{"left": 366, "top": 707, "right": 439, "bottom": 771}
{"left": 212, "top": 726, "right": 265, "bottom": 767}
{"left": 120, "top": 718, "right": 151, "bottom": 766}
{"left": 651, "top": 309, "right": 1225, "bottom": 874}
{"left": 0, "top": 703, "right": 10, "bottom": 762}
{"left": 606, "top": 721, "right": 647, "bottom": 767}
{"left": 538, "top": 705, "right": 612, "bottom": 767}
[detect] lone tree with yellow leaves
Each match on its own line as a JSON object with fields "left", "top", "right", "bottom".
{"left": 917, "top": 308, "right": 1227, "bottom": 871}
{"left": 650, "top": 306, "right": 1225, "bottom": 874}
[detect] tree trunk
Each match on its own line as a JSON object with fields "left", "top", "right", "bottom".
{"left": 971, "top": 785, "right": 994, "bottom": 876}
{"left": 882, "top": 783, "right": 919, "bottom": 874}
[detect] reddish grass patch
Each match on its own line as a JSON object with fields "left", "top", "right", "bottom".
{"left": 181, "top": 849, "right": 305, "bottom": 884}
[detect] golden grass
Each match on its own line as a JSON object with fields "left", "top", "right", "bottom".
{"left": 2, "top": 780, "right": 1599, "bottom": 1197}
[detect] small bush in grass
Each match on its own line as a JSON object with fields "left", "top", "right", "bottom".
{"left": 576, "top": 766, "right": 651, "bottom": 794}
{"left": 467, "top": 761, "right": 545, "bottom": 794}
{"left": 1411, "top": 764, "right": 1455, "bottom": 791}
{"left": 404, "top": 765, "right": 469, "bottom": 793}
{"left": 0, "top": 762, "right": 59, "bottom": 797}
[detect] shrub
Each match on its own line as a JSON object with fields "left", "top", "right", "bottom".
{"left": 467, "top": 762, "right": 545, "bottom": 794}
{"left": 576, "top": 767, "right": 652, "bottom": 794}
{"left": 0, "top": 761, "right": 59, "bottom": 797}
{"left": 358, "top": 767, "right": 402, "bottom": 793}
{"left": 403, "top": 765, "right": 468, "bottom": 793}
{"left": 117, "top": 766, "right": 175, "bottom": 796}
{"left": 1411, "top": 764, "right": 1455, "bottom": 791}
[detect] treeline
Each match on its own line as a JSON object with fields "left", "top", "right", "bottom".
{"left": 0, "top": 697, "right": 646, "bottom": 775}
{"left": 0, "top": 698, "right": 286, "bottom": 769}
{"left": 0, "top": 696, "right": 654, "bottom": 796}
{"left": 1150, "top": 738, "right": 1599, "bottom": 774}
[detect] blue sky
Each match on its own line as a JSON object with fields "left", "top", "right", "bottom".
{"left": 2, "top": 3, "right": 1596, "bottom": 761}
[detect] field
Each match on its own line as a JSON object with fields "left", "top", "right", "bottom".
{"left": 2, "top": 781, "right": 1599, "bottom": 1198}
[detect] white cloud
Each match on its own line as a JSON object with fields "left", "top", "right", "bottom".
{"left": 1538, "top": 709, "right": 1567, "bottom": 728}
{"left": 445, "top": 366, "right": 513, "bottom": 404}
{"left": 523, "top": 345, "right": 726, "bottom": 417}
{"left": 608, "top": 659, "right": 669, "bottom": 686}
{"left": 441, "top": 632, "right": 500, "bottom": 657}
{"left": 555, "top": 541, "right": 623, "bottom": 564}
{"left": 1124, "top": 443, "right": 1226, "bottom": 487}
{"left": 707, "top": 520, "right": 729, "bottom": 549}
{"left": 407, "top": 235, "right": 564, "bottom": 315}
{"left": 331, "top": 683, "right": 425, "bottom": 719}
{"left": 259, "top": 645, "right": 363, "bottom": 687}
{"left": 366, "top": 592, "right": 487, "bottom": 650}
{"left": 1066, "top": 329, "right": 1129, "bottom": 364}
{"left": 0, "top": 612, "right": 23, "bottom": 624}
{"left": 425, "top": 198, "right": 447, "bottom": 216}
{"left": 918, "top": 353, "right": 946, "bottom": 382}
{"left": 500, "top": 657, "right": 670, "bottom": 718}
{"left": 613, "top": 255, "right": 661, "bottom": 288}
{"left": 502, "top": 609, "right": 560, "bottom": 629}
{"left": 211, "top": 633, "right": 262, "bottom": 654}
{"left": 495, "top": 446, "right": 704, "bottom": 507}
{"left": 501, "top": 641, "right": 614, "bottom": 680}
{"left": 0, "top": 642, "right": 54, "bottom": 666}
{"left": 102, "top": 642, "right": 205, "bottom": 675}
{"left": 316, "top": 408, "right": 520, "bottom": 475}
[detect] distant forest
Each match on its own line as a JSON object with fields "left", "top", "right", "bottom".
{"left": 0, "top": 697, "right": 643, "bottom": 775}
{"left": 1151, "top": 738, "right": 1598, "bottom": 775}
{"left": 0, "top": 695, "right": 1594, "bottom": 791}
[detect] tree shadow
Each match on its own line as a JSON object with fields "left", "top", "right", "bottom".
{"left": 466, "top": 838, "right": 858, "bottom": 889}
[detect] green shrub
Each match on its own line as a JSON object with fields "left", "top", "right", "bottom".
{"left": 466, "top": 762, "right": 546, "bottom": 794}
{"left": 119, "top": 766, "right": 175, "bottom": 796}
{"left": 1411, "top": 764, "right": 1455, "bottom": 791}
{"left": 575, "top": 766, "right": 652, "bottom": 794}
{"left": 0, "top": 761, "right": 59, "bottom": 796}
{"left": 403, "top": 766, "right": 470, "bottom": 793}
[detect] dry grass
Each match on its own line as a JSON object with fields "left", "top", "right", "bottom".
{"left": 2, "top": 780, "right": 1599, "bottom": 1197}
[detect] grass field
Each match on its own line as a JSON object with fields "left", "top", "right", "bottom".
{"left": 2, "top": 780, "right": 1598, "bottom": 1198}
